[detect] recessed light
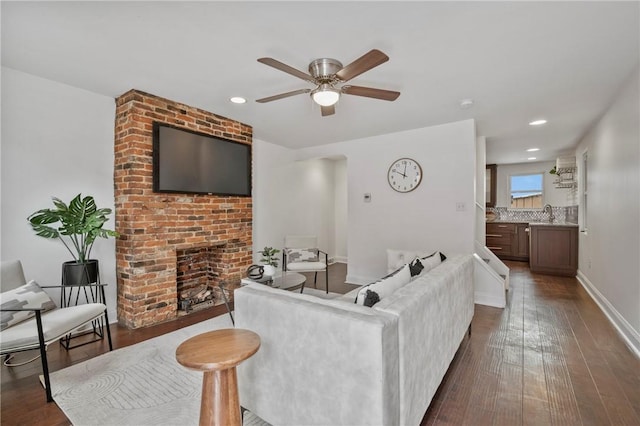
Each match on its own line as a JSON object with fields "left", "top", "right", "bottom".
{"left": 229, "top": 97, "right": 246, "bottom": 104}
{"left": 529, "top": 119, "right": 547, "bottom": 126}
{"left": 527, "top": 148, "right": 540, "bottom": 152}
{"left": 528, "top": 157, "right": 537, "bottom": 160}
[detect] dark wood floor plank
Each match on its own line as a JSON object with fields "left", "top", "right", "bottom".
{"left": 427, "top": 260, "right": 640, "bottom": 426}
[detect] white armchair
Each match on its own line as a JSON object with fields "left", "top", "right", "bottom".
{"left": 283, "top": 235, "right": 329, "bottom": 293}
{"left": 0, "top": 260, "right": 112, "bottom": 402}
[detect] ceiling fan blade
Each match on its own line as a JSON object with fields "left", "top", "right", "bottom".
{"left": 342, "top": 85, "right": 400, "bottom": 101}
{"left": 321, "top": 105, "right": 335, "bottom": 117}
{"left": 257, "top": 58, "right": 315, "bottom": 83}
{"left": 256, "top": 88, "right": 311, "bottom": 103}
{"left": 335, "top": 49, "right": 389, "bottom": 82}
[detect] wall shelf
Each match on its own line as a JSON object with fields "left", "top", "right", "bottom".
{"left": 553, "top": 166, "right": 577, "bottom": 189}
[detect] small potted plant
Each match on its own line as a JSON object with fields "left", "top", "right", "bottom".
{"left": 258, "top": 246, "right": 280, "bottom": 277}
{"left": 28, "top": 193, "right": 118, "bottom": 285}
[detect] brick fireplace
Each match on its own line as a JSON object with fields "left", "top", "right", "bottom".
{"left": 114, "top": 89, "right": 253, "bottom": 328}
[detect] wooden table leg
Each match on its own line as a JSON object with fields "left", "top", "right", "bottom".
{"left": 200, "top": 367, "right": 241, "bottom": 426}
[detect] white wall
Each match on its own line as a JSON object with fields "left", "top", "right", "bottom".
{"left": 476, "top": 136, "right": 486, "bottom": 243}
{"left": 574, "top": 67, "right": 640, "bottom": 355}
{"left": 1, "top": 67, "right": 117, "bottom": 320}
{"left": 252, "top": 139, "right": 337, "bottom": 264}
{"left": 333, "top": 158, "right": 348, "bottom": 263}
{"left": 251, "top": 139, "right": 296, "bottom": 263}
{"left": 495, "top": 160, "right": 575, "bottom": 207}
{"left": 296, "top": 120, "right": 477, "bottom": 284}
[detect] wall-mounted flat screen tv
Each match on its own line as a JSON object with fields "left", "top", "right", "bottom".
{"left": 152, "top": 122, "right": 251, "bottom": 196}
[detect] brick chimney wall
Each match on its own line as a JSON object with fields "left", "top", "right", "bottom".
{"left": 114, "top": 89, "right": 253, "bottom": 328}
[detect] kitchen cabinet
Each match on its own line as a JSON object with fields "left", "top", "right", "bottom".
{"left": 514, "top": 223, "right": 530, "bottom": 259}
{"left": 529, "top": 225, "right": 578, "bottom": 276}
{"left": 486, "top": 222, "right": 529, "bottom": 261}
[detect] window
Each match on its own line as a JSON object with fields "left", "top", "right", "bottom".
{"left": 510, "top": 173, "right": 543, "bottom": 208}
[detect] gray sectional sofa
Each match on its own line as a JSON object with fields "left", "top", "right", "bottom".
{"left": 235, "top": 254, "right": 474, "bottom": 426}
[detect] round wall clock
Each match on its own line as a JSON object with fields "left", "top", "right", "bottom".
{"left": 388, "top": 158, "right": 422, "bottom": 193}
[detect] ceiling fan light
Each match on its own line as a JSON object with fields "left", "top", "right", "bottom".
{"left": 311, "top": 84, "right": 340, "bottom": 106}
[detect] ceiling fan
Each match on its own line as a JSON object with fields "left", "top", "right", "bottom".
{"left": 256, "top": 49, "right": 400, "bottom": 117}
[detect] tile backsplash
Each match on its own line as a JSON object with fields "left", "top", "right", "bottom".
{"left": 489, "top": 206, "right": 578, "bottom": 223}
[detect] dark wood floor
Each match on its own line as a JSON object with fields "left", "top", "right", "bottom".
{"left": 423, "top": 260, "right": 640, "bottom": 426}
{"left": 2, "top": 262, "right": 638, "bottom": 425}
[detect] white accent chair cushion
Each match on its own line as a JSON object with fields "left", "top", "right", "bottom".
{"left": 286, "top": 261, "right": 326, "bottom": 271}
{"left": 0, "top": 303, "right": 106, "bottom": 351}
{"left": 283, "top": 236, "right": 329, "bottom": 289}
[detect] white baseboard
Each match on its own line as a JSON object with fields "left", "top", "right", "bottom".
{"left": 576, "top": 270, "right": 640, "bottom": 358}
{"left": 345, "top": 274, "right": 370, "bottom": 286}
{"left": 474, "top": 290, "right": 506, "bottom": 308}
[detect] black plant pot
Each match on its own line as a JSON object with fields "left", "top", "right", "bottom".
{"left": 62, "top": 259, "right": 100, "bottom": 285}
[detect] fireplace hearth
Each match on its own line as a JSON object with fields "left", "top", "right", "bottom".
{"left": 176, "top": 245, "right": 231, "bottom": 316}
{"left": 179, "top": 285, "right": 214, "bottom": 313}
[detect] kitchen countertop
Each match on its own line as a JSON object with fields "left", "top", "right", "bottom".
{"left": 528, "top": 221, "right": 579, "bottom": 227}
{"left": 488, "top": 219, "right": 578, "bottom": 227}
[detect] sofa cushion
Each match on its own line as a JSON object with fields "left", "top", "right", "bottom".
{"left": 0, "top": 280, "right": 56, "bottom": 331}
{"left": 240, "top": 283, "right": 380, "bottom": 315}
{"left": 356, "top": 264, "right": 411, "bottom": 306}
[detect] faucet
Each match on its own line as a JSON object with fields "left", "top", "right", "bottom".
{"left": 543, "top": 204, "right": 555, "bottom": 223}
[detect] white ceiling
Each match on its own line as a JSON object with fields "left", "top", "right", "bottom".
{"left": 2, "top": 1, "right": 638, "bottom": 164}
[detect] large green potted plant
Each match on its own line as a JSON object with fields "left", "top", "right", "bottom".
{"left": 28, "top": 193, "right": 118, "bottom": 285}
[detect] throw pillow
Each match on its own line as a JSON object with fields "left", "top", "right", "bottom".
{"left": 421, "top": 252, "right": 442, "bottom": 271}
{"left": 355, "top": 263, "right": 411, "bottom": 305}
{"left": 413, "top": 251, "right": 447, "bottom": 278}
{"left": 409, "top": 258, "right": 424, "bottom": 277}
{"left": 363, "top": 289, "right": 380, "bottom": 307}
{"left": 0, "top": 280, "right": 56, "bottom": 331}
{"left": 285, "top": 248, "right": 319, "bottom": 263}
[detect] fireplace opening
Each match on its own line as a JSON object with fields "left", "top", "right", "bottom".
{"left": 176, "top": 245, "right": 230, "bottom": 315}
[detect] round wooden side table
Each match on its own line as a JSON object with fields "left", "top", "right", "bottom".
{"left": 176, "top": 328, "right": 261, "bottom": 426}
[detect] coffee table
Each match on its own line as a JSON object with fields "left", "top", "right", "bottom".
{"left": 240, "top": 271, "right": 306, "bottom": 293}
{"left": 221, "top": 272, "right": 306, "bottom": 325}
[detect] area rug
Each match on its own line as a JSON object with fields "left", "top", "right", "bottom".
{"left": 50, "top": 312, "right": 267, "bottom": 425}
{"left": 50, "top": 287, "right": 336, "bottom": 425}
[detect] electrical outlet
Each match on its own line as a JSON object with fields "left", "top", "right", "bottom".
{"left": 456, "top": 202, "right": 466, "bottom": 211}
